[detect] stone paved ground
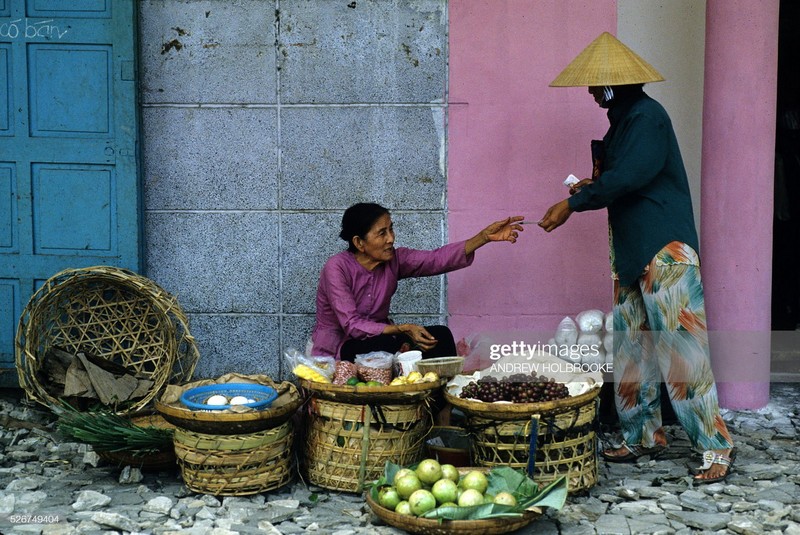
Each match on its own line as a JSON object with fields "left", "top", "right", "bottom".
{"left": 0, "top": 383, "right": 798, "bottom": 535}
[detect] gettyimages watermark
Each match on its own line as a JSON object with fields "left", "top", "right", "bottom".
{"left": 462, "top": 329, "right": 799, "bottom": 384}
{"left": 486, "top": 340, "right": 611, "bottom": 376}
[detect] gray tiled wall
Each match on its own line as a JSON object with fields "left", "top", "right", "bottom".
{"left": 139, "top": 0, "right": 449, "bottom": 379}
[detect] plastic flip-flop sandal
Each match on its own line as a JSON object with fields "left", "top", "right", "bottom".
{"left": 692, "top": 448, "right": 736, "bottom": 483}
{"left": 601, "top": 443, "right": 667, "bottom": 463}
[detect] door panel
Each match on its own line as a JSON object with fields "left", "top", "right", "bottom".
{"left": 0, "top": 0, "right": 140, "bottom": 383}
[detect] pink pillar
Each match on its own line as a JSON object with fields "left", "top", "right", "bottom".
{"left": 701, "top": 0, "right": 779, "bottom": 409}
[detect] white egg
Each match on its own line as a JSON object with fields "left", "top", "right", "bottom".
{"left": 229, "top": 395, "right": 250, "bottom": 405}
{"left": 205, "top": 394, "right": 229, "bottom": 406}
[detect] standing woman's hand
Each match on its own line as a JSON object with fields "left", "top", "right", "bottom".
{"left": 538, "top": 200, "right": 573, "bottom": 232}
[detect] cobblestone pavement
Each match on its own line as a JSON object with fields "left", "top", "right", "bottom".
{"left": 1, "top": 383, "right": 798, "bottom": 535}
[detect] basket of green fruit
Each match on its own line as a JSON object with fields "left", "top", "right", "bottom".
{"left": 366, "top": 459, "right": 567, "bottom": 535}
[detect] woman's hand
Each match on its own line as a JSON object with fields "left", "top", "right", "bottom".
{"left": 538, "top": 199, "right": 573, "bottom": 232}
{"left": 569, "top": 178, "right": 594, "bottom": 195}
{"left": 397, "top": 324, "right": 438, "bottom": 351}
{"left": 465, "top": 216, "right": 525, "bottom": 255}
{"left": 483, "top": 216, "right": 525, "bottom": 243}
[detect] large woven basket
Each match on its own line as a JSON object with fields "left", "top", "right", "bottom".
{"left": 15, "top": 266, "right": 199, "bottom": 414}
{"left": 303, "top": 397, "right": 430, "bottom": 493}
{"left": 174, "top": 422, "right": 294, "bottom": 496}
{"left": 446, "top": 386, "right": 600, "bottom": 493}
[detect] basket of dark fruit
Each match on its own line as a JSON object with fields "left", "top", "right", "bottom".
{"left": 445, "top": 371, "right": 601, "bottom": 493}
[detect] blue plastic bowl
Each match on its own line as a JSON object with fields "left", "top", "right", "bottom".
{"left": 180, "top": 383, "right": 278, "bottom": 411}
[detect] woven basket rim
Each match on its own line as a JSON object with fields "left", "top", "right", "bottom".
{"left": 444, "top": 384, "right": 600, "bottom": 419}
{"left": 300, "top": 377, "right": 444, "bottom": 404}
{"left": 155, "top": 381, "right": 302, "bottom": 434}
{"left": 366, "top": 491, "right": 540, "bottom": 535}
{"left": 15, "top": 265, "right": 198, "bottom": 415}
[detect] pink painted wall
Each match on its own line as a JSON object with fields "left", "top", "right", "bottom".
{"left": 700, "top": 0, "right": 779, "bottom": 408}
{"left": 447, "top": 1, "right": 616, "bottom": 339}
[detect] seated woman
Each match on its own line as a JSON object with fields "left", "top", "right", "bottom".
{"left": 311, "top": 202, "right": 523, "bottom": 361}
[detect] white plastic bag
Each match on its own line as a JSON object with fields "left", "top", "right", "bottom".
{"left": 354, "top": 351, "right": 394, "bottom": 384}
{"left": 603, "top": 332, "right": 614, "bottom": 354}
{"left": 577, "top": 332, "right": 602, "bottom": 351}
{"left": 576, "top": 309, "right": 604, "bottom": 333}
{"left": 283, "top": 347, "right": 335, "bottom": 380}
{"left": 554, "top": 316, "right": 578, "bottom": 346}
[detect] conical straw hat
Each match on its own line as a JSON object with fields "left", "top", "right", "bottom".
{"left": 550, "top": 32, "right": 664, "bottom": 87}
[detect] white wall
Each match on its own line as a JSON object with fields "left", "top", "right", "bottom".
{"left": 618, "top": 0, "right": 707, "bottom": 231}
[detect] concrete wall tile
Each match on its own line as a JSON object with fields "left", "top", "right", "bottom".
{"left": 139, "top": 0, "right": 277, "bottom": 104}
{"left": 281, "top": 106, "right": 445, "bottom": 209}
{"left": 281, "top": 314, "right": 316, "bottom": 364}
{"left": 189, "top": 314, "right": 280, "bottom": 379}
{"left": 278, "top": 0, "right": 446, "bottom": 103}
{"left": 145, "top": 212, "right": 280, "bottom": 313}
{"left": 142, "top": 107, "right": 278, "bottom": 210}
{"left": 138, "top": 0, "right": 449, "bottom": 381}
{"left": 281, "top": 212, "right": 341, "bottom": 314}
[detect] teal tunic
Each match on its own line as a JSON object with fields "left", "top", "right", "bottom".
{"left": 567, "top": 90, "right": 699, "bottom": 286}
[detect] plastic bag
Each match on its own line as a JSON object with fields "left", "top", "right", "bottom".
{"left": 284, "top": 348, "right": 335, "bottom": 381}
{"left": 554, "top": 316, "right": 578, "bottom": 346}
{"left": 332, "top": 360, "right": 358, "bottom": 385}
{"left": 576, "top": 309, "right": 604, "bottom": 333}
{"left": 604, "top": 311, "right": 614, "bottom": 332}
{"left": 354, "top": 351, "right": 394, "bottom": 384}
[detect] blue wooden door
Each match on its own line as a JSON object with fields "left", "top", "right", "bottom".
{"left": 0, "top": 0, "right": 141, "bottom": 384}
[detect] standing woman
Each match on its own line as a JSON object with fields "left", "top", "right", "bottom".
{"left": 538, "top": 33, "right": 735, "bottom": 483}
{"left": 312, "top": 202, "right": 523, "bottom": 361}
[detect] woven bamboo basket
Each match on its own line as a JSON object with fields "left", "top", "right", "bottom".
{"left": 156, "top": 378, "right": 302, "bottom": 435}
{"left": 15, "top": 266, "right": 199, "bottom": 414}
{"left": 366, "top": 491, "right": 540, "bottom": 535}
{"left": 174, "top": 422, "right": 294, "bottom": 496}
{"left": 446, "top": 386, "right": 600, "bottom": 493}
{"left": 303, "top": 397, "right": 430, "bottom": 493}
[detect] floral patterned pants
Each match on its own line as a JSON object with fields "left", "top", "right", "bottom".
{"left": 612, "top": 242, "right": 733, "bottom": 450}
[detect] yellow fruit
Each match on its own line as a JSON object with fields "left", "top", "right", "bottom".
{"left": 423, "top": 372, "right": 439, "bottom": 382}
{"left": 407, "top": 371, "right": 422, "bottom": 383}
{"left": 390, "top": 377, "right": 407, "bottom": 386}
{"left": 293, "top": 364, "right": 331, "bottom": 383}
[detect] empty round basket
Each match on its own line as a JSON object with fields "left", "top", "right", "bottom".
{"left": 15, "top": 266, "right": 199, "bottom": 414}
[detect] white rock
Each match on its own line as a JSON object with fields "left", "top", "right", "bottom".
{"left": 256, "top": 521, "right": 284, "bottom": 535}
{"left": 16, "top": 490, "right": 48, "bottom": 506}
{"left": 0, "top": 493, "right": 14, "bottom": 514}
{"left": 6, "top": 476, "right": 44, "bottom": 491}
{"left": 90, "top": 511, "right": 139, "bottom": 532}
{"left": 118, "top": 465, "right": 143, "bottom": 484}
{"left": 143, "top": 496, "right": 173, "bottom": 515}
{"left": 72, "top": 489, "right": 111, "bottom": 511}
{"left": 82, "top": 451, "right": 101, "bottom": 467}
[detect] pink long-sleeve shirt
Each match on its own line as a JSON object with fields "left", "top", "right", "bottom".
{"left": 311, "top": 241, "right": 474, "bottom": 358}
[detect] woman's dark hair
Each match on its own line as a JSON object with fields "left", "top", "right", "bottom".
{"left": 340, "top": 202, "right": 390, "bottom": 253}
